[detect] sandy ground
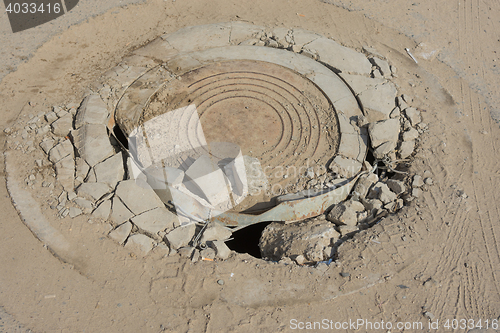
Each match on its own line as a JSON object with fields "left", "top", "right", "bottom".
{"left": 0, "top": 0, "right": 499, "bottom": 332}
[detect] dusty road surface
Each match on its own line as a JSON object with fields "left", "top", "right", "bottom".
{"left": 0, "top": 0, "right": 499, "bottom": 332}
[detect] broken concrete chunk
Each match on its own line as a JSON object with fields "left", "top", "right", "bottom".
{"left": 329, "top": 156, "right": 362, "bottom": 178}
{"left": 94, "top": 153, "right": 125, "bottom": 189}
{"left": 200, "top": 222, "right": 232, "bottom": 243}
{"left": 362, "top": 198, "right": 383, "bottom": 215}
{"left": 404, "top": 107, "right": 421, "bottom": 126}
{"left": 399, "top": 140, "right": 415, "bottom": 159}
{"left": 165, "top": 223, "right": 196, "bottom": 250}
{"left": 77, "top": 182, "right": 110, "bottom": 202}
{"left": 184, "top": 154, "right": 231, "bottom": 207}
{"left": 71, "top": 124, "right": 114, "bottom": 167}
{"left": 371, "top": 57, "right": 391, "bottom": 78}
{"left": 131, "top": 207, "right": 177, "bottom": 237}
{"left": 209, "top": 240, "right": 231, "bottom": 260}
{"left": 373, "top": 141, "right": 397, "bottom": 159}
{"left": 412, "top": 175, "right": 424, "bottom": 188}
{"left": 45, "top": 111, "right": 58, "bottom": 123}
{"left": 75, "top": 157, "right": 90, "bottom": 180}
{"left": 338, "top": 225, "right": 359, "bottom": 238}
{"left": 51, "top": 113, "right": 73, "bottom": 137}
{"left": 125, "top": 234, "right": 155, "bottom": 255}
{"left": 115, "top": 179, "right": 164, "bottom": 215}
{"left": 327, "top": 200, "right": 365, "bottom": 226}
{"left": 368, "top": 183, "right": 397, "bottom": 204}
{"left": 352, "top": 173, "right": 379, "bottom": 200}
{"left": 55, "top": 155, "right": 75, "bottom": 192}
{"left": 368, "top": 118, "right": 401, "bottom": 148}
{"left": 48, "top": 139, "right": 74, "bottom": 164}
{"left": 358, "top": 83, "right": 398, "bottom": 122}
{"left": 68, "top": 207, "right": 82, "bottom": 218}
{"left": 108, "top": 222, "right": 133, "bottom": 245}
{"left": 92, "top": 199, "right": 111, "bottom": 219}
{"left": 74, "top": 197, "right": 93, "bottom": 214}
{"left": 386, "top": 179, "right": 406, "bottom": 195}
{"left": 40, "top": 139, "right": 56, "bottom": 154}
{"left": 110, "top": 196, "right": 134, "bottom": 225}
{"left": 389, "top": 106, "right": 401, "bottom": 119}
{"left": 259, "top": 218, "right": 340, "bottom": 262}
{"left": 75, "top": 94, "right": 109, "bottom": 129}
{"left": 403, "top": 128, "right": 419, "bottom": 141}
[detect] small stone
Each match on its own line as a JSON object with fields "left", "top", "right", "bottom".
{"left": 404, "top": 107, "right": 422, "bottom": 126}
{"left": 423, "top": 312, "right": 435, "bottom": 321}
{"left": 35, "top": 159, "right": 43, "bottom": 167}
{"left": 200, "top": 247, "right": 216, "bottom": 260}
{"left": 424, "top": 178, "right": 433, "bottom": 185}
{"left": 403, "top": 128, "right": 419, "bottom": 141}
{"left": 217, "top": 279, "right": 224, "bottom": 285}
{"left": 178, "top": 246, "right": 195, "bottom": 257}
{"left": 386, "top": 179, "right": 406, "bottom": 195}
{"left": 352, "top": 173, "right": 379, "bottom": 200}
{"left": 340, "top": 272, "right": 350, "bottom": 278}
{"left": 68, "top": 207, "right": 82, "bottom": 218}
{"left": 92, "top": 200, "right": 111, "bottom": 219}
{"left": 399, "top": 140, "right": 415, "bottom": 159}
{"left": 165, "top": 223, "right": 196, "bottom": 250}
{"left": 28, "top": 174, "right": 35, "bottom": 181}
{"left": 412, "top": 175, "right": 424, "bottom": 187}
{"left": 51, "top": 113, "right": 73, "bottom": 137}
{"left": 291, "top": 45, "right": 302, "bottom": 53}
{"left": 125, "top": 234, "right": 155, "bottom": 255}
{"left": 295, "top": 255, "right": 306, "bottom": 265}
{"left": 109, "top": 222, "right": 133, "bottom": 244}
{"left": 412, "top": 188, "right": 423, "bottom": 198}
{"left": 209, "top": 240, "right": 231, "bottom": 260}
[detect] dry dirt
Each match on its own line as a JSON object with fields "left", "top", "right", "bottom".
{"left": 0, "top": 0, "right": 499, "bottom": 332}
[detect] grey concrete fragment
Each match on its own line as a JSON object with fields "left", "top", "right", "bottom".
{"left": 404, "top": 107, "right": 422, "bottom": 126}
{"left": 412, "top": 175, "right": 424, "bottom": 188}
{"left": 352, "top": 173, "right": 379, "bottom": 200}
{"left": 165, "top": 223, "right": 196, "bottom": 250}
{"left": 40, "top": 138, "right": 56, "bottom": 154}
{"left": 399, "top": 140, "right": 415, "bottom": 159}
{"left": 75, "top": 94, "right": 109, "bottom": 129}
{"left": 68, "top": 207, "right": 82, "bottom": 218}
{"left": 200, "top": 222, "right": 232, "bottom": 243}
{"left": 403, "top": 127, "right": 419, "bottom": 141}
{"left": 200, "top": 247, "right": 216, "bottom": 260}
{"left": 131, "top": 207, "right": 177, "bottom": 237}
{"left": 259, "top": 218, "right": 340, "bottom": 262}
{"left": 178, "top": 246, "right": 195, "bottom": 258}
{"left": 115, "top": 179, "right": 164, "bottom": 215}
{"left": 368, "top": 118, "right": 401, "bottom": 148}
{"left": 329, "top": 156, "right": 362, "bottom": 178}
{"left": 92, "top": 199, "right": 111, "bottom": 219}
{"left": 51, "top": 113, "right": 73, "bottom": 137}
{"left": 94, "top": 153, "right": 125, "bottom": 189}
{"left": 338, "top": 225, "right": 359, "bottom": 238}
{"left": 386, "top": 179, "right": 406, "bottom": 195}
{"left": 412, "top": 188, "right": 423, "bottom": 198}
{"left": 48, "top": 139, "right": 74, "bottom": 164}
{"left": 71, "top": 124, "right": 114, "bottom": 167}
{"left": 108, "top": 222, "right": 132, "bottom": 245}
{"left": 368, "top": 183, "right": 397, "bottom": 204}
{"left": 73, "top": 197, "right": 93, "bottom": 214}
{"left": 110, "top": 196, "right": 134, "bottom": 225}
{"left": 358, "top": 83, "right": 398, "bottom": 122}
{"left": 77, "top": 182, "right": 110, "bottom": 201}
{"left": 390, "top": 106, "right": 401, "bottom": 118}
{"left": 55, "top": 155, "right": 75, "bottom": 192}
{"left": 304, "top": 37, "right": 372, "bottom": 74}
{"left": 125, "top": 234, "right": 155, "bottom": 256}
{"left": 371, "top": 57, "right": 391, "bottom": 78}
{"left": 373, "top": 141, "right": 397, "bottom": 159}
{"left": 362, "top": 198, "right": 383, "bottom": 215}
{"left": 45, "top": 111, "right": 58, "bottom": 123}
{"left": 75, "top": 157, "right": 90, "bottom": 180}
{"left": 209, "top": 240, "right": 231, "bottom": 260}
{"left": 327, "top": 200, "right": 365, "bottom": 226}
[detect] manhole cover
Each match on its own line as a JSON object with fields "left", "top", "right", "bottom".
{"left": 118, "top": 59, "right": 340, "bottom": 212}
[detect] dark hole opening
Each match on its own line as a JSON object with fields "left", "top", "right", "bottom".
{"left": 113, "top": 125, "right": 129, "bottom": 150}
{"left": 225, "top": 222, "right": 272, "bottom": 259}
